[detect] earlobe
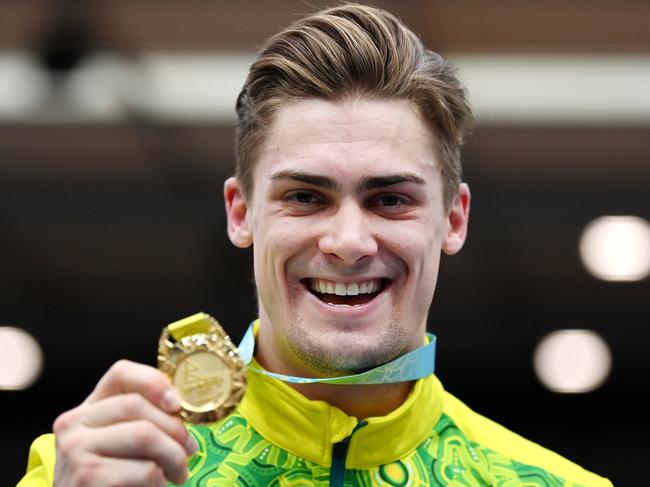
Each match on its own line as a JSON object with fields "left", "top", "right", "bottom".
{"left": 442, "top": 183, "right": 470, "bottom": 256}
{"left": 224, "top": 177, "right": 253, "bottom": 248}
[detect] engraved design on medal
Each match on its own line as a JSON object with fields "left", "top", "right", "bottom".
{"left": 174, "top": 351, "right": 231, "bottom": 411}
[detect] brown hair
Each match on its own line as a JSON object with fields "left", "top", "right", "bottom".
{"left": 235, "top": 3, "right": 473, "bottom": 208}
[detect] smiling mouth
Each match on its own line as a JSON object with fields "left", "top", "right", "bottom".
{"left": 302, "top": 278, "right": 389, "bottom": 306}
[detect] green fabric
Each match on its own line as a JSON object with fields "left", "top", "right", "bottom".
{"left": 176, "top": 412, "right": 574, "bottom": 487}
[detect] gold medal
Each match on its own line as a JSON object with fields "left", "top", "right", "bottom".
{"left": 157, "top": 312, "right": 246, "bottom": 424}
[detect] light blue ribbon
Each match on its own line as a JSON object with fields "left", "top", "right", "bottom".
{"left": 237, "top": 322, "right": 436, "bottom": 384}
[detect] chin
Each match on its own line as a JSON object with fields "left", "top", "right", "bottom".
{"left": 286, "top": 316, "right": 406, "bottom": 375}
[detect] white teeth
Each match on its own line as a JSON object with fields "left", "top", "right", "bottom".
{"left": 347, "top": 283, "right": 359, "bottom": 296}
{"left": 309, "top": 278, "right": 382, "bottom": 296}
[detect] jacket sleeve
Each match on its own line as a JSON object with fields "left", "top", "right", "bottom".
{"left": 16, "top": 434, "right": 55, "bottom": 487}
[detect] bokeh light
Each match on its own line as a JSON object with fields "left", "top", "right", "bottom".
{"left": 0, "top": 327, "right": 44, "bottom": 391}
{"left": 579, "top": 215, "right": 650, "bottom": 281}
{"left": 534, "top": 329, "right": 611, "bottom": 393}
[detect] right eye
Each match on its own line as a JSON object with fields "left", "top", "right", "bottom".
{"left": 286, "top": 191, "right": 322, "bottom": 205}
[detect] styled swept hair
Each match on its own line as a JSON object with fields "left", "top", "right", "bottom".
{"left": 235, "top": 3, "right": 473, "bottom": 208}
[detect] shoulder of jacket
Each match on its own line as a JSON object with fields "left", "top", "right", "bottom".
{"left": 440, "top": 391, "right": 613, "bottom": 487}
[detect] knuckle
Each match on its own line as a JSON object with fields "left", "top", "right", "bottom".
{"left": 109, "top": 359, "right": 134, "bottom": 379}
{"left": 122, "top": 393, "right": 146, "bottom": 416}
{"left": 133, "top": 421, "right": 158, "bottom": 445}
{"left": 53, "top": 405, "right": 86, "bottom": 434}
{"left": 70, "top": 457, "right": 100, "bottom": 486}
{"left": 142, "top": 372, "right": 170, "bottom": 404}
{"left": 57, "top": 428, "right": 86, "bottom": 455}
{"left": 53, "top": 410, "right": 74, "bottom": 434}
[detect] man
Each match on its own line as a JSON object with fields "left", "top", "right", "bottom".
{"left": 19, "top": 4, "right": 612, "bottom": 486}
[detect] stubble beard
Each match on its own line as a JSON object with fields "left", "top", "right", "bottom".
{"left": 286, "top": 312, "right": 407, "bottom": 376}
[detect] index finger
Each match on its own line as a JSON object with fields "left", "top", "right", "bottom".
{"left": 84, "top": 360, "right": 181, "bottom": 414}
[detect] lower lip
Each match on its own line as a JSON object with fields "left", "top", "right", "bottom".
{"left": 300, "top": 281, "right": 391, "bottom": 318}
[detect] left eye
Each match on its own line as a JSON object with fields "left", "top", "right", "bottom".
{"left": 377, "top": 195, "right": 404, "bottom": 207}
{"left": 289, "top": 192, "right": 320, "bottom": 204}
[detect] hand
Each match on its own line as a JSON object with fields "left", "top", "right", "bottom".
{"left": 52, "top": 360, "right": 198, "bottom": 487}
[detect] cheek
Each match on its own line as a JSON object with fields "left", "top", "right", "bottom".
{"left": 382, "top": 222, "right": 442, "bottom": 305}
{"left": 378, "top": 219, "right": 440, "bottom": 266}
{"left": 253, "top": 222, "right": 307, "bottom": 293}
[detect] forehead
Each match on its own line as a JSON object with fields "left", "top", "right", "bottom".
{"left": 254, "top": 97, "right": 440, "bottom": 185}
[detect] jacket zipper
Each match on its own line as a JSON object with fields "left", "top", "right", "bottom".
{"left": 329, "top": 421, "right": 368, "bottom": 487}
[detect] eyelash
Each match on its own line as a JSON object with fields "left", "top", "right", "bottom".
{"left": 285, "top": 191, "right": 411, "bottom": 211}
{"left": 287, "top": 191, "right": 323, "bottom": 205}
{"left": 374, "top": 194, "right": 407, "bottom": 208}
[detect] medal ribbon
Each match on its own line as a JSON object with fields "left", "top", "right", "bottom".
{"left": 237, "top": 322, "right": 436, "bottom": 384}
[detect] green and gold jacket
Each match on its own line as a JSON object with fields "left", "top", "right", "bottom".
{"left": 20, "top": 356, "right": 612, "bottom": 486}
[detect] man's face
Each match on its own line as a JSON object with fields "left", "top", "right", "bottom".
{"left": 225, "top": 97, "right": 469, "bottom": 377}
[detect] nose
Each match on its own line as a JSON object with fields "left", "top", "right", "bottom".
{"left": 318, "top": 199, "right": 378, "bottom": 264}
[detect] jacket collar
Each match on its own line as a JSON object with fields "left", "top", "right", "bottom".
{"left": 236, "top": 323, "right": 443, "bottom": 468}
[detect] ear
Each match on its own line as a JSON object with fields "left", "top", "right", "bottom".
{"left": 442, "top": 183, "right": 470, "bottom": 255}
{"left": 224, "top": 177, "right": 253, "bottom": 248}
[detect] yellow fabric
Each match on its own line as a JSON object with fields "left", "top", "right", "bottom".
{"left": 239, "top": 358, "right": 611, "bottom": 484}
{"left": 239, "top": 357, "right": 441, "bottom": 468}
{"left": 167, "top": 312, "right": 214, "bottom": 341}
{"left": 16, "top": 383, "right": 613, "bottom": 487}
{"left": 17, "top": 384, "right": 613, "bottom": 487}
{"left": 348, "top": 373, "right": 443, "bottom": 469}
{"left": 239, "top": 319, "right": 442, "bottom": 468}
{"left": 16, "top": 434, "right": 55, "bottom": 487}
{"left": 441, "top": 392, "right": 613, "bottom": 487}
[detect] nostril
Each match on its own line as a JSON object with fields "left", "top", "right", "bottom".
{"left": 318, "top": 237, "right": 379, "bottom": 263}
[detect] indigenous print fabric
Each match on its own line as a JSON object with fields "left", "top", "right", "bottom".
{"left": 182, "top": 413, "right": 571, "bottom": 487}
{"left": 16, "top": 326, "right": 612, "bottom": 487}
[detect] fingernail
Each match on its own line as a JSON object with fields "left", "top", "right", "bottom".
{"left": 161, "top": 389, "right": 181, "bottom": 412}
{"left": 185, "top": 434, "right": 199, "bottom": 455}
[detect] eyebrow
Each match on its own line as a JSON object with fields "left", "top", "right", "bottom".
{"left": 358, "top": 173, "right": 426, "bottom": 192}
{"left": 270, "top": 169, "right": 426, "bottom": 193}
{"left": 270, "top": 170, "right": 339, "bottom": 191}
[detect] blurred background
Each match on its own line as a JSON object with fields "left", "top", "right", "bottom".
{"left": 2, "top": 1, "right": 649, "bottom": 484}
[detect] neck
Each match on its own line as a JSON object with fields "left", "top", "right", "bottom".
{"left": 255, "top": 332, "right": 415, "bottom": 418}
{"left": 290, "top": 380, "right": 414, "bottom": 418}
{"left": 254, "top": 318, "right": 424, "bottom": 417}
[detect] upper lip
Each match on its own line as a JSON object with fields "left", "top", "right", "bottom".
{"left": 301, "top": 275, "right": 390, "bottom": 283}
